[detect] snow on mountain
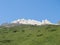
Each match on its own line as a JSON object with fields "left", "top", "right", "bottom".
{"left": 11, "top": 19, "right": 52, "bottom": 25}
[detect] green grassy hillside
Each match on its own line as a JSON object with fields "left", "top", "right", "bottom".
{"left": 0, "top": 25, "right": 60, "bottom": 45}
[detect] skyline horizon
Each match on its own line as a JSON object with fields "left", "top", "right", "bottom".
{"left": 0, "top": 18, "right": 57, "bottom": 24}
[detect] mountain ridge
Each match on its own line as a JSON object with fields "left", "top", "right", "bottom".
{"left": 11, "top": 19, "right": 52, "bottom": 25}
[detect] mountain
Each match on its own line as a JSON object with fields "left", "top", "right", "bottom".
{"left": 0, "top": 19, "right": 60, "bottom": 45}
{"left": 11, "top": 19, "right": 52, "bottom": 25}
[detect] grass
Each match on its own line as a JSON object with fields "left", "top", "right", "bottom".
{"left": 0, "top": 25, "right": 60, "bottom": 45}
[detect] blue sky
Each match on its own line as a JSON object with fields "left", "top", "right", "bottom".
{"left": 0, "top": 0, "right": 60, "bottom": 24}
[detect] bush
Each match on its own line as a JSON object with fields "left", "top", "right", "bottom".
{"left": 38, "top": 30, "right": 40, "bottom": 32}
{"left": 27, "top": 34, "right": 32, "bottom": 37}
{"left": 48, "top": 28, "right": 56, "bottom": 32}
{"left": 46, "top": 26, "right": 51, "bottom": 29}
{"left": 37, "top": 34, "right": 43, "bottom": 37}
{"left": 0, "top": 39, "right": 12, "bottom": 43}
{"left": 13, "top": 30, "right": 17, "bottom": 33}
{"left": 22, "top": 30, "right": 25, "bottom": 32}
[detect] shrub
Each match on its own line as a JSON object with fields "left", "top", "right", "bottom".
{"left": 46, "top": 26, "right": 51, "bottom": 29}
{"left": 27, "top": 34, "right": 32, "bottom": 37}
{"left": 37, "top": 34, "right": 43, "bottom": 37}
{"left": 48, "top": 28, "right": 56, "bottom": 32}
{"left": 38, "top": 30, "right": 40, "bottom": 32}
{"left": 13, "top": 30, "right": 17, "bottom": 33}
{"left": 0, "top": 39, "right": 12, "bottom": 43}
{"left": 22, "top": 30, "right": 25, "bottom": 32}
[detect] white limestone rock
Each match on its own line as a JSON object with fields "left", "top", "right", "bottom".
{"left": 11, "top": 19, "right": 52, "bottom": 25}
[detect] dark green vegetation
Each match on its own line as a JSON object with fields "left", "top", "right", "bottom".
{"left": 0, "top": 25, "right": 60, "bottom": 45}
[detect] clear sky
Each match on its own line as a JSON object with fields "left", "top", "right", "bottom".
{"left": 0, "top": 0, "right": 60, "bottom": 24}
